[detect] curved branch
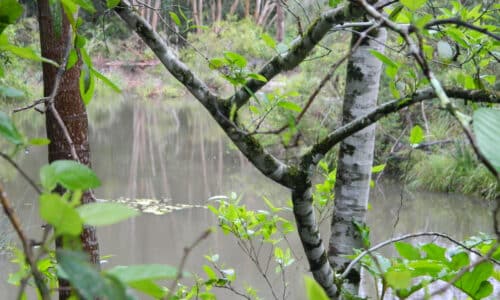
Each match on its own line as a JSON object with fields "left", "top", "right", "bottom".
{"left": 111, "top": 0, "right": 299, "bottom": 188}
{"left": 301, "top": 87, "right": 499, "bottom": 167}
{"left": 230, "top": 5, "right": 351, "bottom": 110}
{"left": 114, "top": 0, "right": 218, "bottom": 107}
{"left": 425, "top": 17, "right": 500, "bottom": 41}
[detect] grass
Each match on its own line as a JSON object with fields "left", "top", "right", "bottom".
{"left": 407, "top": 145, "right": 498, "bottom": 200}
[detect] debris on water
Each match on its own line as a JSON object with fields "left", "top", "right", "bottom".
{"left": 105, "top": 197, "right": 206, "bottom": 215}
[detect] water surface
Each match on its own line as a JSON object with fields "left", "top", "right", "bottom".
{"left": 0, "top": 95, "right": 494, "bottom": 299}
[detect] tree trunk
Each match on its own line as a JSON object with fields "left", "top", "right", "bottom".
{"left": 229, "top": 0, "right": 240, "bottom": 16}
{"left": 275, "top": 0, "right": 284, "bottom": 42}
{"left": 328, "top": 28, "right": 387, "bottom": 294}
{"left": 37, "top": 1, "right": 100, "bottom": 298}
{"left": 292, "top": 181, "right": 337, "bottom": 298}
{"left": 244, "top": 0, "right": 250, "bottom": 18}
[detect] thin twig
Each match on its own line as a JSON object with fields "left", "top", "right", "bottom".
{"left": 424, "top": 17, "right": 500, "bottom": 41}
{"left": 0, "top": 152, "right": 41, "bottom": 194}
{"left": 251, "top": 23, "right": 381, "bottom": 135}
{"left": 0, "top": 184, "right": 50, "bottom": 299}
{"left": 164, "top": 229, "right": 211, "bottom": 299}
{"left": 13, "top": 97, "right": 50, "bottom": 113}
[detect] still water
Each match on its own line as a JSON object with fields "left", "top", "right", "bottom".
{"left": 0, "top": 94, "right": 494, "bottom": 299}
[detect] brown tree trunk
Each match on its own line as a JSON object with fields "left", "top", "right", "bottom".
{"left": 37, "top": 1, "right": 100, "bottom": 298}
{"left": 244, "top": 0, "right": 250, "bottom": 18}
{"left": 229, "top": 0, "right": 239, "bottom": 16}
{"left": 275, "top": 0, "right": 284, "bottom": 42}
{"left": 216, "top": 0, "right": 223, "bottom": 23}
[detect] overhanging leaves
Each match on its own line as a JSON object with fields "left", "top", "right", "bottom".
{"left": 473, "top": 108, "right": 500, "bottom": 172}
{"left": 77, "top": 202, "right": 139, "bottom": 226}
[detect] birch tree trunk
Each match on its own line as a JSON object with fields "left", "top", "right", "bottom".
{"left": 328, "top": 28, "right": 387, "bottom": 294}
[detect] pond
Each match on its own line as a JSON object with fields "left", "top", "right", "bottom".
{"left": 0, "top": 94, "right": 495, "bottom": 299}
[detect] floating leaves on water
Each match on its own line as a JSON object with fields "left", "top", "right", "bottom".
{"left": 107, "top": 197, "right": 206, "bottom": 215}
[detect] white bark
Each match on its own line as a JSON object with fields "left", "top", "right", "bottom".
{"left": 328, "top": 28, "right": 387, "bottom": 293}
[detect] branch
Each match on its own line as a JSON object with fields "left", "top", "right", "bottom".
{"left": 342, "top": 232, "right": 499, "bottom": 279}
{"left": 424, "top": 17, "right": 500, "bottom": 41}
{"left": 0, "top": 152, "right": 41, "bottom": 194}
{"left": 301, "top": 87, "right": 499, "bottom": 167}
{"left": 164, "top": 229, "right": 211, "bottom": 299}
{"left": 230, "top": 5, "right": 351, "bottom": 110}
{"left": 252, "top": 23, "right": 381, "bottom": 135}
{"left": 113, "top": 0, "right": 218, "bottom": 108}
{"left": 0, "top": 184, "right": 50, "bottom": 299}
{"left": 111, "top": 0, "right": 300, "bottom": 188}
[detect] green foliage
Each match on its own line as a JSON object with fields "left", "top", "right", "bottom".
{"left": 473, "top": 108, "right": 500, "bottom": 172}
{"left": 408, "top": 146, "right": 498, "bottom": 199}
{"left": 409, "top": 125, "right": 424, "bottom": 145}
{"left": 77, "top": 202, "right": 139, "bottom": 226}
{"left": 0, "top": 111, "right": 24, "bottom": 145}
{"left": 304, "top": 276, "right": 329, "bottom": 300}
{"left": 208, "top": 51, "right": 267, "bottom": 87}
{"left": 358, "top": 235, "right": 498, "bottom": 299}
{"left": 207, "top": 193, "right": 295, "bottom": 298}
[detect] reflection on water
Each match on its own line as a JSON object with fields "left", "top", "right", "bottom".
{"left": 0, "top": 95, "right": 495, "bottom": 299}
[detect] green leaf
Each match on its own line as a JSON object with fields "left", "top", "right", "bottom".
{"left": 261, "top": 33, "right": 276, "bottom": 49}
{"left": 223, "top": 51, "right": 247, "bottom": 68}
{"left": 386, "top": 269, "right": 412, "bottom": 290}
{"left": 92, "top": 69, "right": 121, "bottom": 93}
{"left": 57, "top": 250, "right": 111, "bottom": 299}
{"left": 106, "top": 0, "right": 120, "bottom": 8}
{"left": 395, "top": 242, "right": 421, "bottom": 260}
{"left": 70, "top": 0, "right": 95, "bottom": 13}
{"left": 388, "top": 4, "right": 404, "bottom": 21}
{"left": 450, "top": 251, "right": 469, "bottom": 270}
{"left": 278, "top": 100, "right": 302, "bottom": 112}
{"left": 328, "top": 0, "right": 341, "bottom": 7}
{"left": 371, "top": 164, "right": 385, "bottom": 174}
{"left": 208, "top": 57, "right": 228, "bottom": 69}
{"left": 473, "top": 108, "right": 500, "bottom": 171}
{"left": 0, "top": 0, "right": 23, "bottom": 33}
{"left": 80, "top": 64, "right": 95, "bottom": 105}
{"left": 106, "top": 264, "right": 179, "bottom": 283}
{"left": 2, "top": 45, "right": 58, "bottom": 66}
{"left": 247, "top": 73, "right": 267, "bottom": 82}
{"left": 422, "top": 243, "right": 446, "bottom": 261}
{"left": 51, "top": 160, "right": 101, "bottom": 190}
{"left": 66, "top": 49, "right": 78, "bottom": 70}
{"left": 0, "top": 85, "right": 24, "bottom": 98}
{"left": 401, "top": 0, "right": 427, "bottom": 11}
{"left": 369, "top": 50, "right": 399, "bottom": 69}
{"left": 169, "top": 11, "right": 181, "bottom": 26}
{"left": 40, "top": 193, "right": 83, "bottom": 235}
{"left": 40, "top": 165, "right": 57, "bottom": 191}
{"left": 409, "top": 125, "right": 424, "bottom": 145}
{"left": 203, "top": 265, "right": 217, "bottom": 280}
{"left": 29, "top": 138, "right": 50, "bottom": 146}
{"left": 128, "top": 280, "right": 167, "bottom": 298}
{"left": 77, "top": 202, "right": 139, "bottom": 226}
{"left": 454, "top": 262, "right": 493, "bottom": 299}
{"left": 304, "top": 276, "right": 329, "bottom": 300}
{"left": 407, "top": 260, "right": 447, "bottom": 277}
{"left": 0, "top": 111, "right": 24, "bottom": 145}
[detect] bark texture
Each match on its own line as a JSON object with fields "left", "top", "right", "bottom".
{"left": 328, "top": 28, "right": 387, "bottom": 293}
{"left": 293, "top": 180, "right": 337, "bottom": 297}
{"left": 38, "top": 1, "right": 100, "bottom": 298}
